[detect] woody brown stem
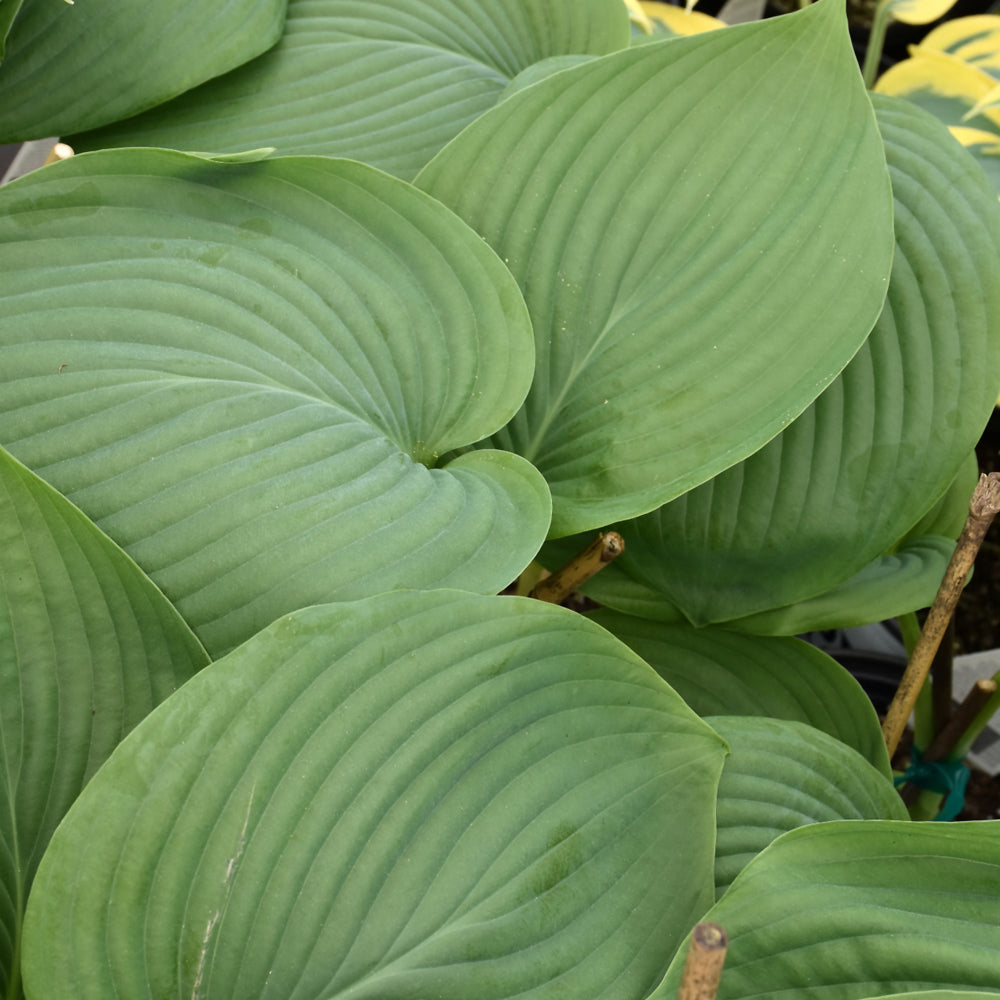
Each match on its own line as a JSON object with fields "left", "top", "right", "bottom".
{"left": 678, "top": 922, "right": 728, "bottom": 1000}
{"left": 883, "top": 473, "right": 1000, "bottom": 758}
{"left": 900, "top": 678, "right": 997, "bottom": 807}
{"left": 529, "top": 531, "right": 624, "bottom": 605}
{"left": 925, "top": 678, "right": 998, "bottom": 763}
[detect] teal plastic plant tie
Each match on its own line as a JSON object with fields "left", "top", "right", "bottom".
{"left": 894, "top": 747, "right": 970, "bottom": 821}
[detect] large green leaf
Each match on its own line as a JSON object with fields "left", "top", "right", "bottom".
{"left": 21, "top": 590, "right": 727, "bottom": 1000}
{"left": 417, "top": 0, "right": 894, "bottom": 536}
{"left": 70, "top": 0, "right": 630, "bottom": 181}
{"left": 653, "top": 821, "right": 1000, "bottom": 1000}
{"left": 0, "top": 0, "right": 287, "bottom": 141}
{"left": 579, "top": 533, "right": 955, "bottom": 636}
{"left": 742, "top": 449, "right": 974, "bottom": 635}
{"left": 587, "top": 611, "right": 889, "bottom": 771}
{"left": 582, "top": 452, "right": 976, "bottom": 636}
{"left": 0, "top": 149, "right": 549, "bottom": 656}
{"left": 709, "top": 716, "right": 907, "bottom": 899}
{"left": 564, "top": 92, "right": 1000, "bottom": 624}
{"left": 0, "top": 446, "right": 208, "bottom": 1000}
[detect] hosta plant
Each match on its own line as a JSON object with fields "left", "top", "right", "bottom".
{"left": 1, "top": 0, "right": 1000, "bottom": 998}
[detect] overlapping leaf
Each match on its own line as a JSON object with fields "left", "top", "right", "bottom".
{"left": 563, "top": 93, "right": 1000, "bottom": 627}
{"left": 653, "top": 822, "right": 1000, "bottom": 1000}
{"left": 417, "top": 0, "right": 894, "bottom": 536}
{"left": 708, "top": 716, "right": 907, "bottom": 899}
{"left": 0, "top": 149, "right": 549, "bottom": 656}
{"left": 726, "top": 535, "right": 955, "bottom": 634}
{"left": 70, "top": 0, "right": 630, "bottom": 181}
{"left": 578, "top": 454, "right": 973, "bottom": 635}
{"left": 587, "top": 611, "right": 889, "bottom": 770}
{"left": 21, "top": 590, "right": 727, "bottom": 1000}
{"left": 750, "top": 435, "right": 973, "bottom": 637}
{"left": 0, "top": 446, "right": 208, "bottom": 999}
{"left": 950, "top": 126, "right": 1000, "bottom": 196}
{"left": 0, "top": 0, "right": 287, "bottom": 141}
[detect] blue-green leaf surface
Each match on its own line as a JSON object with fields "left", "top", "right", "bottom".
{"left": 22, "top": 590, "right": 727, "bottom": 1000}
{"left": 709, "top": 716, "right": 907, "bottom": 899}
{"left": 0, "top": 149, "right": 549, "bottom": 656}
{"left": 0, "top": 446, "right": 208, "bottom": 999}
{"left": 654, "top": 821, "right": 1000, "bottom": 1000}
{"left": 564, "top": 92, "right": 1000, "bottom": 624}
{"left": 70, "top": 0, "right": 630, "bottom": 180}
{"left": 727, "top": 535, "right": 955, "bottom": 634}
{"left": 0, "top": 0, "right": 287, "bottom": 141}
{"left": 417, "top": 0, "right": 894, "bottom": 535}
{"left": 588, "top": 610, "right": 889, "bottom": 770}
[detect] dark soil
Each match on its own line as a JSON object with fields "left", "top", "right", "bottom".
{"left": 959, "top": 766, "right": 1000, "bottom": 820}
{"left": 948, "top": 410, "right": 1000, "bottom": 819}
{"left": 954, "top": 407, "right": 1000, "bottom": 655}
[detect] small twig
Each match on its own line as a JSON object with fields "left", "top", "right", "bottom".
{"left": 900, "top": 679, "right": 997, "bottom": 807}
{"left": 678, "top": 922, "right": 728, "bottom": 1000}
{"left": 925, "top": 678, "right": 998, "bottom": 763}
{"left": 43, "top": 142, "right": 74, "bottom": 165}
{"left": 883, "top": 473, "right": 1000, "bottom": 758}
{"left": 954, "top": 671, "right": 1000, "bottom": 760}
{"left": 529, "top": 531, "right": 624, "bottom": 605}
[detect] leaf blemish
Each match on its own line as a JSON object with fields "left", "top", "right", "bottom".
{"left": 190, "top": 784, "right": 255, "bottom": 1000}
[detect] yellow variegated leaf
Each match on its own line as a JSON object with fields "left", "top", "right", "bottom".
{"left": 641, "top": 0, "right": 725, "bottom": 34}
{"left": 885, "top": 0, "right": 959, "bottom": 25}
{"left": 919, "top": 14, "right": 1000, "bottom": 77}
{"left": 876, "top": 49, "right": 1000, "bottom": 132}
{"left": 950, "top": 124, "right": 1000, "bottom": 148}
{"left": 964, "top": 81, "right": 1000, "bottom": 120}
